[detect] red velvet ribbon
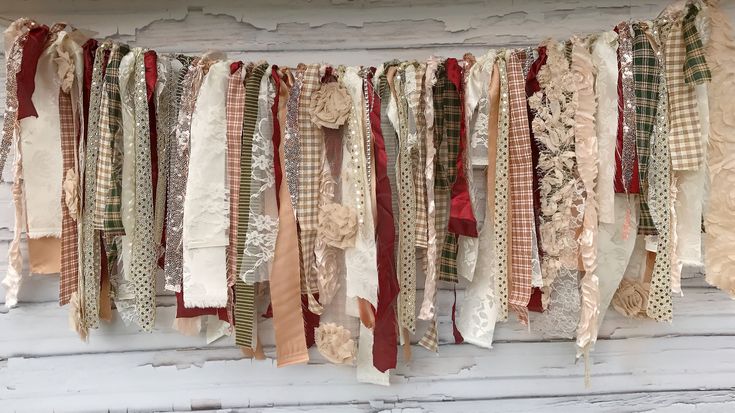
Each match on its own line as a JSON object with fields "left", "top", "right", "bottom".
{"left": 525, "top": 47, "right": 548, "bottom": 314}
{"left": 368, "top": 70, "right": 399, "bottom": 372}
{"left": 16, "top": 25, "right": 50, "bottom": 120}
{"left": 270, "top": 66, "right": 283, "bottom": 207}
{"left": 445, "top": 58, "right": 478, "bottom": 237}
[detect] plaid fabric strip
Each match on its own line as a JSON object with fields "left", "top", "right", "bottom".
{"left": 666, "top": 16, "right": 703, "bottom": 171}
{"left": 235, "top": 63, "right": 269, "bottom": 348}
{"left": 632, "top": 23, "right": 659, "bottom": 235}
{"left": 96, "top": 45, "right": 129, "bottom": 235}
{"left": 434, "top": 65, "right": 459, "bottom": 283}
{"left": 506, "top": 52, "right": 534, "bottom": 323}
{"left": 226, "top": 64, "right": 245, "bottom": 290}
{"left": 297, "top": 64, "right": 323, "bottom": 298}
{"left": 59, "top": 89, "right": 80, "bottom": 305}
{"left": 412, "top": 63, "right": 429, "bottom": 249}
{"left": 683, "top": 4, "right": 711, "bottom": 85}
{"left": 226, "top": 63, "right": 245, "bottom": 333}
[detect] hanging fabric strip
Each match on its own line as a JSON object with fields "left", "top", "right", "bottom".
{"left": 632, "top": 22, "right": 660, "bottom": 235}
{"left": 57, "top": 32, "right": 84, "bottom": 305}
{"left": 93, "top": 44, "right": 129, "bottom": 232}
{"left": 164, "top": 58, "right": 202, "bottom": 292}
{"left": 20, "top": 29, "right": 65, "bottom": 247}
{"left": 492, "top": 55, "right": 510, "bottom": 322}
{"left": 271, "top": 67, "right": 309, "bottom": 367}
{"left": 369, "top": 69, "right": 400, "bottom": 373}
{"left": 446, "top": 58, "right": 478, "bottom": 237}
{"left": 183, "top": 60, "right": 230, "bottom": 309}
{"left": 0, "top": 19, "right": 33, "bottom": 180}
{"left": 456, "top": 53, "right": 500, "bottom": 349}
{"left": 666, "top": 9, "right": 705, "bottom": 171}
{"left": 297, "top": 64, "right": 325, "bottom": 312}
{"left": 412, "top": 64, "right": 429, "bottom": 249}
{"left": 128, "top": 50, "right": 158, "bottom": 331}
{"left": 643, "top": 18, "right": 673, "bottom": 322}
{"left": 417, "top": 57, "right": 440, "bottom": 349}
{"left": 435, "top": 62, "right": 460, "bottom": 283}
{"left": 530, "top": 41, "right": 583, "bottom": 337}
{"left": 571, "top": 36, "right": 601, "bottom": 360}
{"left": 80, "top": 42, "right": 111, "bottom": 330}
{"left": 703, "top": 0, "right": 735, "bottom": 297}
{"left": 241, "top": 65, "right": 278, "bottom": 284}
{"left": 592, "top": 31, "right": 620, "bottom": 225}
{"left": 394, "top": 65, "right": 418, "bottom": 334}
{"left": 614, "top": 22, "right": 640, "bottom": 194}
{"left": 235, "top": 62, "right": 270, "bottom": 349}
{"left": 1, "top": 19, "right": 35, "bottom": 307}
{"left": 506, "top": 50, "right": 534, "bottom": 324}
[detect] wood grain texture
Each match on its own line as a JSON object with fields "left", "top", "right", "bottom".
{"left": 0, "top": 1, "right": 734, "bottom": 411}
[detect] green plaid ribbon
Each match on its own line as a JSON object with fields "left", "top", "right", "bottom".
{"left": 632, "top": 23, "right": 659, "bottom": 236}
{"left": 96, "top": 44, "right": 129, "bottom": 237}
{"left": 683, "top": 4, "right": 711, "bottom": 85}
{"left": 434, "top": 63, "right": 461, "bottom": 283}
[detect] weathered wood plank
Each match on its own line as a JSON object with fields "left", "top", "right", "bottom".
{"left": 2, "top": 287, "right": 732, "bottom": 360}
{"left": 2, "top": 335, "right": 735, "bottom": 411}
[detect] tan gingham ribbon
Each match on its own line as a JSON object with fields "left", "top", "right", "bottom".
{"left": 666, "top": 15, "right": 704, "bottom": 171}
{"left": 506, "top": 51, "right": 534, "bottom": 324}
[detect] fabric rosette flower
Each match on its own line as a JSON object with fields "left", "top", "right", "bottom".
{"left": 309, "top": 82, "right": 351, "bottom": 129}
{"left": 315, "top": 323, "right": 356, "bottom": 365}
{"left": 612, "top": 278, "right": 650, "bottom": 318}
{"left": 317, "top": 203, "right": 358, "bottom": 249}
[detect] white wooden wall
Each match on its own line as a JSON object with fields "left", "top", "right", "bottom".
{"left": 1, "top": 1, "right": 735, "bottom": 412}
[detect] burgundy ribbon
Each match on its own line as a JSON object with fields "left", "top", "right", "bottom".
{"left": 271, "top": 66, "right": 283, "bottom": 206}
{"left": 16, "top": 25, "right": 50, "bottom": 120}
{"left": 445, "top": 58, "right": 478, "bottom": 237}
{"left": 526, "top": 47, "right": 548, "bottom": 314}
{"left": 368, "top": 70, "right": 399, "bottom": 372}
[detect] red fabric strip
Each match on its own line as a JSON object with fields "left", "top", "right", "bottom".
{"left": 144, "top": 51, "right": 158, "bottom": 198}
{"left": 271, "top": 66, "right": 283, "bottom": 206}
{"left": 445, "top": 58, "right": 478, "bottom": 237}
{"left": 16, "top": 25, "right": 50, "bottom": 120}
{"left": 368, "top": 70, "right": 399, "bottom": 372}
{"left": 525, "top": 47, "right": 548, "bottom": 313}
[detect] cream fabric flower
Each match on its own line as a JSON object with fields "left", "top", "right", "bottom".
{"left": 612, "top": 278, "right": 650, "bottom": 318}
{"left": 317, "top": 203, "right": 358, "bottom": 249}
{"left": 314, "top": 323, "right": 355, "bottom": 365}
{"left": 309, "top": 82, "right": 351, "bottom": 129}
{"left": 54, "top": 45, "right": 75, "bottom": 93}
{"left": 63, "top": 168, "right": 80, "bottom": 221}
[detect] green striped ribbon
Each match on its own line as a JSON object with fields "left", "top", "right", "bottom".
{"left": 235, "top": 63, "right": 269, "bottom": 348}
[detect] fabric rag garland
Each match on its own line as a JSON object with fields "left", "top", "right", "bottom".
{"left": 2, "top": 0, "right": 732, "bottom": 385}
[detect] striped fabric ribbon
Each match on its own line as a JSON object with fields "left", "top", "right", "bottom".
{"left": 235, "top": 63, "right": 269, "bottom": 349}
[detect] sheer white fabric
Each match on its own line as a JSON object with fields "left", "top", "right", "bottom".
{"left": 114, "top": 50, "right": 139, "bottom": 325}
{"left": 18, "top": 34, "right": 64, "bottom": 238}
{"left": 418, "top": 56, "right": 440, "bottom": 321}
{"left": 341, "top": 67, "right": 379, "bottom": 312}
{"left": 183, "top": 61, "right": 230, "bottom": 308}
{"left": 456, "top": 51, "right": 499, "bottom": 349}
{"left": 596, "top": 195, "right": 640, "bottom": 328}
{"left": 241, "top": 66, "right": 278, "bottom": 284}
{"left": 456, "top": 207, "right": 499, "bottom": 349}
{"left": 592, "top": 31, "right": 620, "bottom": 225}
{"left": 458, "top": 51, "right": 495, "bottom": 283}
